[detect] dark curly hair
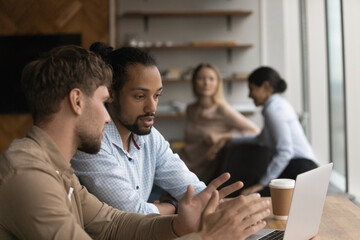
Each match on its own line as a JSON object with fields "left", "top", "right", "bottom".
{"left": 90, "top": 42, "right": 156, "bottom": 93}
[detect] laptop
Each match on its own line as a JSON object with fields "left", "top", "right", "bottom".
{"left": 246, "top": 162, "right": 333, "bottom": 240}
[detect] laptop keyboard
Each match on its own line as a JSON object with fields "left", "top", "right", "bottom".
{"left": 259, "top": 230, "right": 284, "bottom": 240}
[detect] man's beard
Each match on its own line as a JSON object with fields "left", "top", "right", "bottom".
{"left": 113, "top": 99, "right": 154, "bottom": 135}
{"left": 76, "top": 106, "right": 102, "bottom": 154}
{"left": 77, "top": 129, "right": 102, "bottom": 154}
{"left": 118, "top": 111, "right": 154, "bottom": 136}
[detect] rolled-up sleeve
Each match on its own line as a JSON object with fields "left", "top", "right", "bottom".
{"left": 152, "top": 130, "right": 206, "bottom": 200}
{"left": 78, "top": 177, "right": 202, "bottom": 240}
{"left": 0, "top": 170, "right": 92, "bottom": 240}
{"left": 0, "top": 168, "right": 203, "bottom": 240}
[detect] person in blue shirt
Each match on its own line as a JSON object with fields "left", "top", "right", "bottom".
{"left": 71, "top": 42, "right": 206, "bottom": 215}
{"left": 237, "top": 66, "right": 318, "bottom": 196}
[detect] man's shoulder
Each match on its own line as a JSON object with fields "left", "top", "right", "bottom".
{"left": 148, "top": 126, "right": 162, "bottom": 137}
{"left": 144, "top": 127, "right": 168, "bottom": 147}
{"left": 0, "top": 138, "right": 58, "bottom": 182}
{"left": 2, "top": 138, "right": 48, "bottom": 167}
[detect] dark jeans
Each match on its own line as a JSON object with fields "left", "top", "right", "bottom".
{"left": 217, "top": 143, "right": 271, "bottom": 197}
{"left": 258, "top": 158, "right": 318, "bottom": 197}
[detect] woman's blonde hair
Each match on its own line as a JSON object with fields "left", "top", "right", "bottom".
{"left": 191, "top": 63, "right": 228, "bottom": 105}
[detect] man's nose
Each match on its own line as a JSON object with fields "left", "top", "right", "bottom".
{"left": 144, "top": 98, "right": 157, "bottom": 113}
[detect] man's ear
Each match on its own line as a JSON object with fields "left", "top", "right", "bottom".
{"left": 69, "top": 88, "right": 84, "bottom": 115}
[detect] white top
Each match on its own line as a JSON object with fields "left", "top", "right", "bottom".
{"left": 233, "top": 94, "right": 317, "bottom": 186}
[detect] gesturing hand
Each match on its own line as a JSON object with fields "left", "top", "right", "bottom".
{"left": 173, "top": 173, "right": 243, "bottom": 236}
{"left": 199, "top": 191, "right": 270, "bottom": 240}
{"left": 242, "top": 184, "right": 264, "bottom": 196}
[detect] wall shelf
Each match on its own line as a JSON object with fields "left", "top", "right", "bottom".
{"left": 118, "top": 6, "right": 255, "bottom": 131}
{"left": 133, "top": 43, "right": 253, "bottom": 50}
{"left": 120, "top": 10, "right": 253, "bottom": 31}
{"left": 156, "top": 103, "right": 256, "bottom": 119}
{"left": 125, "top": 43, "right": 253, "bottom": 63}
{"left": 120, "top": 10, "right": 252, "bottom": 18}
{"left": 162, "top": 76, "right": 248, "bottom": 83}
{"left": 156, "top": 110, "right": 254, "bottom": 119}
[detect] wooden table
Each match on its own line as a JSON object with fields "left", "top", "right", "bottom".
{"left": 265, "top": 195, "right": 360, "bottom": 239}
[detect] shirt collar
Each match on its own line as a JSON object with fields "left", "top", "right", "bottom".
{"left": 27, "top": 125, "right": 72, "bottom": 174}
{"left": 106, "top": 118, "right": 145, "bottom": 150}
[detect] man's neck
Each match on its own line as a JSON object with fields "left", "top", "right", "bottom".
{"left": 108, "top": 112, "right": 132, "bottom": 152}
{"left": 114, "top": 120, "right": 132, "bottom": 152}
{"left": 38, "top": 120, "right": 75, "bottom": 163}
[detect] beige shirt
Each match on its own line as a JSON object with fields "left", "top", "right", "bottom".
{"left": 180, "top": 103, "right": 255, "bottom": 183}
{"left": 0, "top": 126, "right": 201, "bottom": 240}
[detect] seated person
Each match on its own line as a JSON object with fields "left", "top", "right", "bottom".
{"left": 237, "top": 66, "right": 318, "bottom": 196}
{"left": 179, "top": 63, "right": 259, "bottom": 184}
{"left": 0, "top": 45, "right": 271, "bottom": 239}
{"left": 71, "top": 43, "right": 206, "bottom": 215}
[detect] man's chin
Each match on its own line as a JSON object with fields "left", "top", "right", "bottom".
{"left": 123, "top": 122, "right": 152, "bottom": 135}
{"left": 78, "top": 141, "right": 101, "bottom": 154}
{"left": 78, "top": 146, "right": 101, "bottom": 155}
{"left": 134, "top": 125, "right": 152, "bottom": 135}
{"left": 136, "top": 128, "right": 152, "bottom": 136}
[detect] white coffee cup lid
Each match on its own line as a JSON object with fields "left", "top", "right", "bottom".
{"left": 269, "top": 178, "right": 295, "bottom": 189}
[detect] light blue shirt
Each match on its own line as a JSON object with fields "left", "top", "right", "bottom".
{"left": 72, "top": 120, "right": 206, "bottom": 214}
{"left": 232, "top": 94, "right": 317, "bottom": 186}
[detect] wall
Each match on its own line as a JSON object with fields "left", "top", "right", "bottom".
{"left": 117, "top": 0, "right": 263, "bottom": 142}
{"left": 343, "top": 0, "right": 360, "bottom": 201}
{"left": 306, "top": 0, "right": 360, "bottom": 201}
{"left": 117, "top": 1, "right": 347, "bottom": 195}
{"left": 260, "top": 0, "right": 302, "bottom": 113}
{"left": 305, "top": 0, "right": 330, "bottom": 167}
{"left": 117, "top": 0, "right": 305, "bottom": 142}
{"left": 0, "top": 0, "right": 109, "bottom": 153}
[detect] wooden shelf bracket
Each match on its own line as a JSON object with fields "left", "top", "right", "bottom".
{"left": 226, "top": 15, "right": 232, "bottom": 31}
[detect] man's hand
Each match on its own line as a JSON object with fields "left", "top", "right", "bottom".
{"left": 198, "top": 191, "right": 270, "bottom": 240}
{"left": 172, "top": 173, "right": 243, "bottom": 236}
{"left": 242, "top": 184, "right": 264, "bottom": 196}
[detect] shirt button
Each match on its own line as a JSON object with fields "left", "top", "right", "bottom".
{"left": 136, "top": 186, "right": 139, "bottom": 190}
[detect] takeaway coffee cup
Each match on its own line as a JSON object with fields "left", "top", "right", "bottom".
{"left": 269, "top": 178, "right": 295, "bottom": 220}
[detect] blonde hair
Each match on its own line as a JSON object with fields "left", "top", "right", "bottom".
{"left": 191, "top": 63, "right": 228, "bottom": 105}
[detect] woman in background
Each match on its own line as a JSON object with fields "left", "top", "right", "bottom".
{"left": 239, "top": 66, "right": 318, "bottom": 196}
{"left": 180, "top": 63, "right": 259, "bottom": 184}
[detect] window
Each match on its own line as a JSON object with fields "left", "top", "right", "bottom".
{"left": 325, "top": 0, "right": 347, "bottom": 192}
